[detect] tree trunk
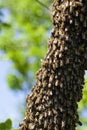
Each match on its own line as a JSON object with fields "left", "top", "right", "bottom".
{"left": 19, "top": 0, "right": 87, "bottom": 130}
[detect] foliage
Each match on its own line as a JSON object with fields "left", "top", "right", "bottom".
{"left": 0, "top": 119, "right": 18, "bottom": 130}
{"left": 0, "top": 0, "right": 52, "bottom": 91}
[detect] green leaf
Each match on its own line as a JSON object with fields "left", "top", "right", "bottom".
{"left": 0, "top": 119, "right": 12, "bottom": 130}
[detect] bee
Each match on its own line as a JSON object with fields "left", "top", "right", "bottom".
{"left": 48, "top": 110, "right": 52, "bottom": 116}
{"left": 39, "top": 119, "right": 42, "bottom": 125}
{"left": 49, "top": 58, "right": 53, "bottom": 65}
{"left": 28, "top": 123, "right": 35, "bottom": 130}
{"left": 75, "top": 11, "right": 79, "bottom": 17}
{"left": 74, "top": 1, "right": 83, "bottom": 7}
{"left": 43, "top": 81, "right": 47, "bottom": 88}
{"left": 49, "top": 74, "right": 54, "bottom": 82}
{"left": 61, "top": 41, "right": 64, "bottom": 48}
{"left": 29, "top": 113, "right": 34, "bottom": 121}
{"left": 49, "top": 90, "right": 53, "bottom": 95}
{"left": 60, "top": 60, "right": 63, "bottom": 66}
{"left": 38, "top": 105, "right": 42, "bottom": 111}
{"left": 53, "top": 44, "right": 57, "bottom": 51}
{"left": 55, "top": 75, "right": 58, "bottom": 79}
{"left": 35, "top": 97, "right": 41, "bottom": 104}
{"left": 60, "top": 83, "right": 63, "bottom": 88}
{"left": 39, "top": 114, "right": 43, "bottom": 120}
{"left": 35, "top": 112, "right": 39, "bottom": 116}
{"left": 42, "top": 70, "right": 47, "bottom": 79}
{"left": 54, "top": 50, "right": 59, "bottom": 57}
{"left": 48, "top": 83, "right": 51, "bottom": 88}
{"left": 52, "top": 109, "right": 57, "bottom": 114}
{"left": 55, "top": 80, "right": 59, "bottom": 86}
{"left": 65, "top": 27, "right": 68, "bottom": 32}
{"left": 66, "top": 58, "right": 70, "bottom": 64}
{"left": 70, "top": 19, "right": 73, "bottom": 24}
{"left": 55, "top": 62, "right": 59, "bottom": 68}
{"left": 19, "top": 120, "right": 27, "bottom": 130}
{"left": 59, "top": 53, "right": 63, "bottom": 58}
{"left": 44, "top": 112, "right": 47, "bottom": 118}
{"left": 52, "top": 10, "right": 56, "bottom": 16}
{"left": 38, "top": 81, "right": 41, "bottom": 87}
{"left": 44, "top": 120, "right": 48, "bottom": 128}
{"left": 59, "top": 107, "right": 63, "bottom": 112}
{"left": 46, "top": 55, "right": 50, "bottom": 60}
{"left": 62, "top": 121, "right": 65, "bottom": 127}
{"left": 58, "top": 40, "right": 61, "bottom": 46}
{"left": 54, "top": 125, "right": 58, "bottom": 130}
{"left": 53, "top": 63, "right": 56, "bottom": 69}
{"left": 58, "top": 71, "right": 61, "bottom": 76}
{"left": 53, "top": 38, "right": 58, "bottom": 44}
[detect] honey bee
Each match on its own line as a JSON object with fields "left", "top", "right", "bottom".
{"left": 28, "top": 123, "right": 35, "bottom": 130}
{"left": 52, "top": 10, "right": 56, "bottom": 16}
{"left": 55, "top": 80, "right": 59, "bottom": 86}
{"left": 43, "top": 81, "right": 47, "bottom": 88}
{"left": 19, "top": 120, "right": 27, "bottom": 130}
{"left": 59, "top": 53, "right": 62, "bottom": 58}
{"left": 44, "top": 112, "right": 47, "bottom": 117}
{"left": 48, "top": 83, "right": 51, "bottom": 88}
{"left": 44, "top": 120, "right": 48, "bottom": 128}
{"left": 38, "top": 81, "right": 41, "bottom": 87}
{"left": 74, "top": 1, "right": 83, "bottom": 7}
{"left": 54, "top": 50, "right": 60, "bottom": 57}
{"left": 70, "top": 19, "right": 73, "bottom": 24}
{"left": 54, "top": 125, "right": 58, "bottom": 130}
{"left": 49, "top": 74, "right": 54, "bottom": 82}
{"left": 35, "top": 97, "right": 41, "bottom": 104}
{"left": 39, "top": 114, "right": 43, "bottom": 120}
{"left": 60, "top": 83, "right": 63, "bottom": 88}
{"left": 35, "top": 112, "right": 39, "bottom": 116}
{"left": 48, "top": 110, "right": 52, "bottom": 116}
{"left": 60, "top": 60, "right": 63, "bottom": 66}
{"left": 62, "top": 121, "right": 65, "bottom": 127}
{"left": 53, "top": 38, "right": 58, "bottom": 44}
{"left": 38, "top": 105, "right": 42, "bottom": 111}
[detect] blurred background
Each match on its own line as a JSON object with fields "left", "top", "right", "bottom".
{"left": 0, "top": 0, "right": 87, "bottom": 130}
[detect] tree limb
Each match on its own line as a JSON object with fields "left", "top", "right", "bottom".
{"left": 35, "top": 0, "right": 50, "bottom": 11}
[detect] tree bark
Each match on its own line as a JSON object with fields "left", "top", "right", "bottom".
{"left": 19, "top": 0, "right": 87, "bottom": 130}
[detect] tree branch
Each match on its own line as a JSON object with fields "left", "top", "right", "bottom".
{"left": 35, "top": 0, "right": 50, "bottom": 11}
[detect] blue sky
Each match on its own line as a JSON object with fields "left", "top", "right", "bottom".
{"left": 0, "top": 59, "right": 26, "bottom": 127}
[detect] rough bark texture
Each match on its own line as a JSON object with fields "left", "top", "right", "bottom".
{"left": 19, "top": 0, "right": 87, "bottom": 130}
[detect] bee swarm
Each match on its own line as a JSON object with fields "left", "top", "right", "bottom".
{"left": 19, "top": 0, "right": 87, "bottom": 130}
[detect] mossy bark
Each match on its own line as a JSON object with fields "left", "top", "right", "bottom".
{"left": 19, "top": 0, "right": 87, "bottom": 130}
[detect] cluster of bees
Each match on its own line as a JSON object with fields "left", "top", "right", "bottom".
{"left": 19, "top": 0, "right": 87, "bottom": 130}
